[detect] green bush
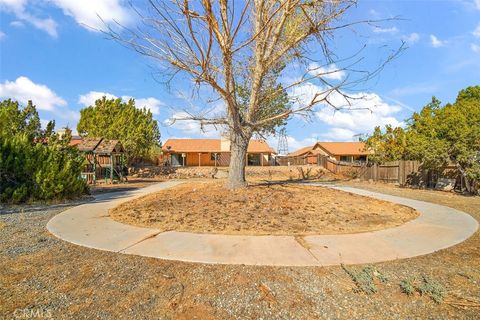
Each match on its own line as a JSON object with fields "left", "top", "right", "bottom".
{"left": 0, "top": 134, "right": 88, "bottom": 204}
{"left": 0, "top": 99, "right": 89, "bottom": 204}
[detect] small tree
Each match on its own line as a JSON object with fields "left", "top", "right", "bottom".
{"left": 365, "top": 125, "right": 408, "bottom": 163}
{"left": 409, "top": 88, "right": 480, "bottom": 192}
{"left": 0, "top": 99, "right": 42, "bottom": 139}
{"left": 365, "top": 86, "right": 480, "bottom": 193}
{"left": 0, "top": 100, "right": 88, "bottom": 203}
{"left": 107, "top": 1, "right": 401, "bottom": 189}
{"left": 77, "top": 97, "right": 161, "bottom": 164}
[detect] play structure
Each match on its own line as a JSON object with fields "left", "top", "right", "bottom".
{"left": 77, "top": 138, "right": 126, "bottom": 184}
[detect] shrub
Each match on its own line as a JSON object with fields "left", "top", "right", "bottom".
{"left": 399, "top": 275, "right": 445, "bottom": 303}
{"left": 418, "top": 276, "right": 445, "bottom": 303}
{"left": 399, "top": 279, "right": 415, "bottom": 296}
{"left": 0, "top": 133, "right": 88, "bottom": 204}
{"left": 342, "top": 264, "right": 388, "bottom": 294}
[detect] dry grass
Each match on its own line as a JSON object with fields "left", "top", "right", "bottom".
{"left": 109, "top": 181, "right": 418, "bottom": 235}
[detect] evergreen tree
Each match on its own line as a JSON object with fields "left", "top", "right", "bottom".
{"left": 365, "top": 86, "right": 480, "bottom": 193}
{"left": 0, "top": 99, "right": 88, "bottom": 203}
{"left": 77, "top": 97, "right": 161, "bottom": 163}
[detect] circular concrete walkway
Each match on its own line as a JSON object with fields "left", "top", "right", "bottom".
{"left": 47, "top": 181, "right": 478, "bottom": 266}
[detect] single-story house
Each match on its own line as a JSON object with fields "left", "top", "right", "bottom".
{"left": 161, "top": 138, "right": 275, "bottom": 167}
{"left": 288, "top": 142, "right": 370, "bottom": 163}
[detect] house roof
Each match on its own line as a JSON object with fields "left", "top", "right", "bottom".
{"left": 162, "top": 139, "right": 274, "bottom": 153}
{"left": 287, "top": 146, "right": 313, "bottom": 157}
{"left": 288, "top": 142, "right": 369, "bottom": 157}
{"left": 77, "top": 138, "right": 102, "bottom": 152}
{"left": 76, "top": 138, "right": 124, "bottom": 153}
{"left": 95, "top": 139, "right": 124, "bottom": 153}
{"left": 69, "top": 136, "right": 82, "bottom": 146}
{"left": 248, "top": 140, "right": 275, "bottom": 153}
{"left": 314, "top": 142, "right": 369, "bottom": 156}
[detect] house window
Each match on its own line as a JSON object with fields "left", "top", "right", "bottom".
{"left": 247, "top": 154, "right": 261, "bottom": 165}
{"left": 211, "top": 153, "right": 218, "bottom": 161}
{"left": 340, "top": 155, "right": 353, "bottom": 162}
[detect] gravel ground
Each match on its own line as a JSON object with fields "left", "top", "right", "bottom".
{"left": 1, "top": 184, "right": 479, "bottom": 319}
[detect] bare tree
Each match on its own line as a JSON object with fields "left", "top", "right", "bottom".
{"left": 107, "top": 0, "right": 402, "bottom": 189}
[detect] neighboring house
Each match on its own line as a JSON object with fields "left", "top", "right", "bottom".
{"left": 161, "top": 138, "right": 275, "bottom": 167}
{"left": 288, "top": 142, "right": 370, "bottom": 163}
{"left": 69, "top": 136, "right": 83, "bottom": 146}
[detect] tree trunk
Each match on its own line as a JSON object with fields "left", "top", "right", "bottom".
{"left": 227, "top": 130, "right": 251, "bottom": 190}
{"left": 456, "top": 163, "right": 473, "bottom": 193}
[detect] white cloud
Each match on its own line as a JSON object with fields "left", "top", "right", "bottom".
{"left": 122, "top": 96, "right": 163, "bottom": 115}
{"left": 320, "top": 128, "right": 357, "bottom": 141}
{"left": 78, "top": 91, "right": 117, "bottom": 106}
{"left": 315, "top": 90, "right": 403, "bottom": 135}
{"left": 473, "top": 23, "right": 480, "bottom": 38}
{"left": 0, "top": 0, "right": 26, "bottom": 13}
{"left": 307, "top": 63, "right": 346, "bottom": 81}
{"left": 475, "top": 0, "right": 480, "bottom": 10}
{"left": 430, "top": 34, "right": 446, "bottom": 48}
{"left": 373, "top": 26, "right": 399, "bottom": 34}
{"left": 289, "top": 82, "right": 404, "bottom": 141}
{"left": 289, "top": 82, "right": 323, "bottom": 107}
{"left": 0, "top": 0, "right": 58, "bottom": 37}
{"left": 0, "top": 0, "right": 130, "bottom": 37}
{"left": 49, "top": 0, "right": 131, "bottom": 31}
{"left": 165, "top": 111, "right": 222, "bottom": 138}
{"left": 78, "top": 91, "right": 162, "bottom": 114}
{"left": 471, "top": 43, "right": 480, "bottom": 53}
{"left": 266, "top": 134, "right": 319, "bottom": 154}
{"left": 0, "top": 76, "right": 66, "bottom": 111}
{"left": 402, "top": 32, "right": 420, "bottom": 45}
{"left": 0, "top": 30, "right": 5, "bottom": 40}
{"left": 29, "top": 16, "right": 58, "bottom": 37}
{"left": 10, "top": 20, "right": 24, "bottom": 27}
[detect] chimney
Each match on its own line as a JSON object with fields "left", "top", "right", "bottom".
{"left": 220, "top": 135, "right": 230, "bottom": 152}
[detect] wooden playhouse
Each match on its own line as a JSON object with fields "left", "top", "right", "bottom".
{"left": 77, "top": 138, "right": 126, "bottom": 184}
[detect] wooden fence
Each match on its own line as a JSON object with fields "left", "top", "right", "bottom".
{"left": 277, "top": 155, "right": 460, "bottom": 188}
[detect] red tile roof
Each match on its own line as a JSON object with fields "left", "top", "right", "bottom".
{"left": 287, "top": 146, "right": 313, "bottom": 157}
{"left": 288, "top": 142, "right": 370, "bottom": 157}
{"left": 315, "top": 142, "right": 369, "bottom": 156}
{"left": 69, "top": 138, "right": 82, "bottom": 146}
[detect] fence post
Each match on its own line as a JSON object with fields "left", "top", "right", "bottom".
{"left": 400, "top": 160, "right": 405, "bottom": 185}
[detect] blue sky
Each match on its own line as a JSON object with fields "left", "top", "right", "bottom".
{"left": 1, "top": 0, "right": 479, "bottom": 152}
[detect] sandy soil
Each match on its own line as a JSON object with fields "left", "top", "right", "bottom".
{"left": 109, "top": 181, "right": 418, "bottom": 235}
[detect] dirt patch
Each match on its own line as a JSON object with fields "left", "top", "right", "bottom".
{"left": 110, "top": 181, "right": 418, "bottom": 235}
